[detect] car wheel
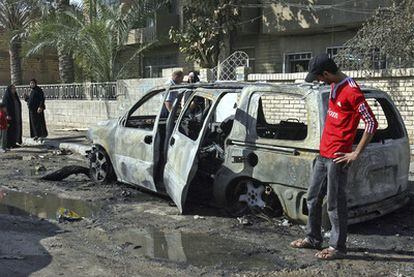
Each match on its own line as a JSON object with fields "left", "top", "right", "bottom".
{"left": 225, "top": 179, "right": 283, "bottom": 217}
{"left": 89, "top": 146, "right": 115, "bottom": 184}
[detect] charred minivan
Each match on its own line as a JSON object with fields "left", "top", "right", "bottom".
{"left": 88, "top": 82, "right": 410, "bottom": 225}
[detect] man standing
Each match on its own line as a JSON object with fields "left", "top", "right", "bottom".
{"left": 26, "top": 79, "right": 48, "bottom": 140}
{"left": 161, "top": 70, "right": 184, "bottom": 118}
{"left": 290, "top": 54, "right": 378, "bottom": 260}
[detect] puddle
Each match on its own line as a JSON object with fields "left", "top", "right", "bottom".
{"left": 113, "top": 228, "right": 287, "bottom": 270}
{"left": 0, "top": 188, "right": 101, "bottom": 220}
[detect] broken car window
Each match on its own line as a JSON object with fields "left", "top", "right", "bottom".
{"left": 354, "top": 97, "right": 405, "bottom": 144}
{"left": 178, "top": 96, "right": 212, "bottom": 140}
{"left": 256, "top": 94, "right": 308, "bottom": 140}
{"left": 125, "top": 92, "right": 164, "bottom": 130}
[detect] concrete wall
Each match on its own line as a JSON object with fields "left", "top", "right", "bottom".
{"left": 17, "top": 78, "right": 167, "bottom": 129}
{"left": 249, "top": 68, "right": 414, "bottom": 155}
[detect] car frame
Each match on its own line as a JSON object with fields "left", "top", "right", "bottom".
{"left": 88, "top": 82, "right": 411, "bottom": 225}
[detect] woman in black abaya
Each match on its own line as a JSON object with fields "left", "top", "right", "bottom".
{"left": 2, "top": 84, "right": 22, "bottom": 147}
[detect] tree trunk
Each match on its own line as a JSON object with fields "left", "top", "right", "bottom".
{"left": 55, "top": 0, "right": 75, "bottom": 83}
{"left": 9, "top": 38, "right": 22, "bottom": 85}
{"left": 57, "top": 47, "right": 75, "bottom": 83}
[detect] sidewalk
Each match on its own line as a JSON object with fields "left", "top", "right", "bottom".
{"left": 22, "top": 127, "right": 91, "bottom": 156}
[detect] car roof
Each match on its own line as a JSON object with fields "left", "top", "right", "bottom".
{"left": 165, "top": 81, "right": 386, "bottom": 97}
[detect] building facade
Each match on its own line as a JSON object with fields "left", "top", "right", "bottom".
{"left": 124, "top": 0, "right": 391, "bottom": 77}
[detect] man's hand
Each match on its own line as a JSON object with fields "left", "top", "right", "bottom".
{"left": 333, "top": 151, "right": 359, "bottom": 164}
{"left": 6, "top": 116, "right": 11, "bottom": 120}
{"left": 37, "top": 107, "right": 43, "bottom": 114}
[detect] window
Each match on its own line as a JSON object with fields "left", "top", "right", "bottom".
{"left": 125, "top": 92, "right": 164, "bottom": 130}
{"left": 143, "top": 54, "right": 178, "bottom": 78}
{"left": 256, "top": 94, "right": 308, "bottom": 140}
{"left": 326, "top": 46, "right": 346, "bottom": 59}
{"left": 372, "top": 49, "right": 387, "bottom": 70}
{"left": 285, "top": 52, "right": 312, "bottom": 73}
{"left": 178, "top": 96, "right": 212, "bottom": 141}
{"left": 354, "top": 97, "right": 404, "bottom": 144}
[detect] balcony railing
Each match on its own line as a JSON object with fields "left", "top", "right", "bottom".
{"left": 0, "top": 82, "right": 117, "bottom": 100}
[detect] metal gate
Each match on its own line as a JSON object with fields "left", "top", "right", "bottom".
{"left": 211, "top": 51, "right": 249, "bottom": 81}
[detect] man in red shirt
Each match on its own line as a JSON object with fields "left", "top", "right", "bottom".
{"left": 290, "top": 54, "right": 378, "bottom": 260}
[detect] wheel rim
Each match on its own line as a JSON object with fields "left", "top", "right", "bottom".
{"left": 238, "top": 180, "right": 266, "bottom": 208}
{"left": 90, "top": 149, "right": 108, "bottom": 181}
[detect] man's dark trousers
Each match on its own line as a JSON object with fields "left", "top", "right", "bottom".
{"left": 306, "top": 155, "right": 348, "bottom": 252}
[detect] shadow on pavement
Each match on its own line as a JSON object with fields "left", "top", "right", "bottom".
{"left": 0, "top": 204, "right": 60, "bottom": 276}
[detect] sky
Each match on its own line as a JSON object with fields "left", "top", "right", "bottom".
{"left": 70, "top": 0, "right": 82, "bottom": 5}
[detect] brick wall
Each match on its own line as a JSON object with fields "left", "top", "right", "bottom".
{"left": 249, "top": 68, "right": 414, "bottom": 155}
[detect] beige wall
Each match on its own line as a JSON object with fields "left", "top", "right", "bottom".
{"left": 233, "top": 30, "right": 357, "bottom": 73}
{"left": 262, "top": 0, "right": 390, "bottom": 34}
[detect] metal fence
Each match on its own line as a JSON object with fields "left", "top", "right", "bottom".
{"left": 0, "top": 82, "right": 117, "bottom": 100}
{"left": 211, "top": 51, "right": 250, "bottom": 82}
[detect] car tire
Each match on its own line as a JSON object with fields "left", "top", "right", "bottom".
{"left": 89, "top": 145, "right": 115, "bottom": 184}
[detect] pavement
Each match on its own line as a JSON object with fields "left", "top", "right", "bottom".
{"left": 21, "top": 127, "right": 91, "bottom": 156}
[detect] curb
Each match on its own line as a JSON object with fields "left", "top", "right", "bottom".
{"left": 22, "top": 137, "right": 91, "bottom": 156}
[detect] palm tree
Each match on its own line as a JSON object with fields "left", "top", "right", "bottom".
{"left": 0, "top": 0, "right": 42, "bottom": 85}
{"left": 28, "top": 0, "right": 166, "bottom": 82}
{"left": 55, "top": 0, "right": 74, "bottom": 83}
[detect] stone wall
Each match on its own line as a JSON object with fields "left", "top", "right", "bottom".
{"left": 248, "top": 68, "right": 414, "bottom": 154}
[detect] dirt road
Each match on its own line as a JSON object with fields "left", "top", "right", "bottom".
{"left": 0, "top": 145, "right": 413, "bottom": 276}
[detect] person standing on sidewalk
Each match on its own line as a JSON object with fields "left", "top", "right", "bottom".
{"left": 25, "top": 79, "right": 48, "bottom": 141}
{"left": 0, "top": 103, "right": 9, "bottom": 152}
{"left": 290, "top": 54, "right": 378, "bottom": 260}
{"left": 2, "top": 84, "right": 22, "bottom": 148}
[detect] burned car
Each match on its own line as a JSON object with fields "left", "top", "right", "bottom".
{"left": 87, "top": 82, "right": 410, "bottom": 225}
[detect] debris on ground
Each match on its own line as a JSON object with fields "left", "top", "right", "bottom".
{"left": 52, "top": 149, "right": 73, "bottom": 156}
{"left": 41, "top": 166, "right": 90, "bottom": 181}
{"left": 280, "top": 219, "right": 292, "bottom": 227}
{"left": 35, "top": 165, "right": 47, "bottom": 173}
{"left": 193, "top": 215, "right": 205, "bottom": 220}
{"left": 56, "top": 208, "right": 83, "bottom": 223}
{"left": 237, "top": 216, "right": 252, "bottom": 226}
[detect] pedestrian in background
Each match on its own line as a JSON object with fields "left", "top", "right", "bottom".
{"left": 187, "top": 71, "right": 200, "bottom": 83}
{"left": 161, "top": 70, "right": 184, "bottom": 118}
{"left": 2, "top": 84, "right": 22, "bottom": 148}
{"left": 0, "top": 103, "right": 9, "bottom": 152}
{"left": 25, "top": 79, "right": 48, "bottom": 141}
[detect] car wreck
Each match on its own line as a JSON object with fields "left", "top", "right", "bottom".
{"left": 87, "top": 82, "right": 410, "bottom": 225}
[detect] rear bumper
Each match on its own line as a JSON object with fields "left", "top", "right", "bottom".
{"left": 348, "top": 192, "right": 411, "bottom": 225}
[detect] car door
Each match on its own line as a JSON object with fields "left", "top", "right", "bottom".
{"left": 113, "top": 88, "right": 166, "bottom": 192}
{"left": 163, "top": 90, "right": 228, "bottom": 212}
